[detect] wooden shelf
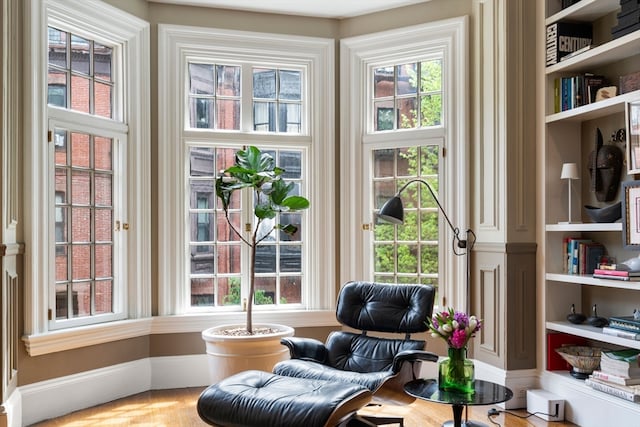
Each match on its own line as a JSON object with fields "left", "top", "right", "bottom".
{"left": 546, "top": 320, "right": 640, "bottom": 349}
{"left": 546, "top": 90, "right": 640, "bottom": 123}
{"left": 546, "top": 222, "right": 622, "bottom": 232}
{"left": 546, "top": 30, "right": 640, "bottom": 75}
{"left": 546, "top": 0, "right": 620, "bottom": 25}
{"left": 546, "top": 273, "right": 640, "bottom": 290}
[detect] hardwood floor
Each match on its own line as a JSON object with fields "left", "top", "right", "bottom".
{"left": 29, "top": 387, "right": 578, "bottom": 427}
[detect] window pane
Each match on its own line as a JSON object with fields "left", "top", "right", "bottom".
{"left": 374, "top": 101, "right": 394, "bottom": 131}
{"left": 253, "top": 68, "right": 276, "bottom": 99}
{"left": 373, "top": 149, "right": 394, "bottom": 178}
{"left": 48, "top": 70, "right": 67, "bottom": 108}
{"left": 255, "top": 277, "right": 275, "bottom": 305}
{"left": 396, "top": 63, "right": 417, "bottom": 95}
{"left": 95, "top": 280, "right": 113, "bottom": 314}
{"left": 373, "top": 66, "right": 394, "bottom": 98}
{"left": 71, "top": 132, "right": 90, "bottom": 167}
{"left": 71, "top": 207, "right": 90, "bottom": 242}
{"left": 279, "top": 103, "right": 301, "bottom": 133}
{"left": 219, "top": 277, "right": 240, "bottom": 306}
{"left": 72, "top": 245, "right": 91, "bottom": 280}
{"left": 189, "top": 63, "right": 214, "bottom": 94}
{"left": 191, "top": 278, "right": 214, "bottom": 306}
{"left": 420, "top": 94, "right": 442, "bottom": 127}
{"left": 95, "top": 208, "right": 112, "bottom": 242}
{"left": 95, "top": 244, "right": 112, "bottom": 278}
{"left": 71, "top": 170, "right": 91, "bottom": 205}
{"left": 254, "top": 101, "right": 276, "bottom": 131}
{"left": 216, "top": 65, "right": 240, "bottom": 97}
{"left": 397, "top": 97, "right": 417, "bottom": 129}
{"left": 95, "top": 173, "right": 112, "bottom": 206}
{"left": 217, "top": 244, "right": 241, "bottom": 274}
{"left": 279, "top": 70, "right": 301, "bottom": 100}
{"left": 48, "top": 27, "right": 67, "bottom": 67}
{"left": 280, "top": 245, "right": 301, "bottom": 272}
{"left": 72, "top": 282, "right": 91, "bottom": 316}
{"left": 281, "top": 276, "right": 301, "bottom": 304}
{"left": 94, "top": 137, "right": 112, "bottom": 170}
{"left": 189, "top": 98, "right": 214, "bottom": 129}
{"left": 421, "top": 59, "right": 442, "bottom": 92}
{"left": 190, "top": 244, "right": 215, "bottom": 275}
{"left": 94, "top": 43, "right": 112, "bottom": 82}
{"left": 71, "top": 75, "right": 91, "bottom": 113}
{"left": 70, "top": 35, "right": 91, "bottom": 75}
{"left": 95, "top": 81, "right": 112, "bottom": 118}
{"left": 55, "top": 285, "right": 69, "bottom": 319}
{"left": 216, "top": 99, "right": 240, "bottom": 130}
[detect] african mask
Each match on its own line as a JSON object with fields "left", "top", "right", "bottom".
{"left": 589, "top": 128, "right": 622, "bottom": 202}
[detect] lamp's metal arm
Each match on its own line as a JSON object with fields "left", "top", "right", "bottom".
{"left": 396, "top": 179, "right": 475, "bottom": 255}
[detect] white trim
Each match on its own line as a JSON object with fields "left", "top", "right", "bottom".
{"left": 22, "top": 310, "right": 338, "bottom": 356}
{"left": 22, "top": 0, "right": 151, "bottom": 335}
{"left": 339, "top": 17, "right": 469, "bottom": 309}
{"left": 157, "top": 24, "right": 335, "bottom": 316}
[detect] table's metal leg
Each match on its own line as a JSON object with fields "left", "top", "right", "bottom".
{"left": 443, "top": 406, "right": 489, "bottom": 427}
{"left": 441, "top": 404, "right": 464, "bottom": 427}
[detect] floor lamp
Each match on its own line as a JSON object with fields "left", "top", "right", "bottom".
{"left": 378, "top": 179, "right": 480, "bottom": 427}
{"left": 377, "top": 179, "right": 476, "bottom": 314}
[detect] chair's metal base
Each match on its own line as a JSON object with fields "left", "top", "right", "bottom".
{"left": 346, "top": 414, "right": 404, "bottom": 426}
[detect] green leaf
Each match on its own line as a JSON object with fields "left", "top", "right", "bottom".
{"left": 282, "top": 196, "right": 310, "bottom": 210}
{"left": 255, "top": 203, "right": 277, "bottom": 219}
{"left": 280, "top": 224, "right": 299, "bottom": 235}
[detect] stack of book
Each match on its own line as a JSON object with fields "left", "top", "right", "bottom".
{"left": 592, "top": 268, "right": 640, "bottom": 281}
{"left": 612, "top": 0, "right": 640, "bottom": 39}
{"left": 585, "top": 349, "right": 640, "bottom": 402}
{"left": 603, "top": 315, "right": 640, "bottom": 340}
{"left": 563, "top": 237, "right": 605, "bottom": 275}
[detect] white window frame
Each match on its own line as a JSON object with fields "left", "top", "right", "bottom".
{"left": 339, "top": 17, "right": 469, "bottom": 309}
{"left": 22, "top": 0, "right": 150, "bottom": 355}
{"left": 157, "top": 25, "right": 336, "bottom": 322}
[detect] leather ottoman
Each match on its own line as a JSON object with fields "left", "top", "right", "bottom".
{"left": 197, "top": 370, "right": 372, "bottom": 427}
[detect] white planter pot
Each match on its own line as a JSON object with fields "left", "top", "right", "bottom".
{"left": 201, "top": 323, "right": 294, "bottom": 384}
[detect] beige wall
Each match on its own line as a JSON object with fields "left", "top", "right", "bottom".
{"left": 18, "top": 0, "right": 478, "bottom": 386}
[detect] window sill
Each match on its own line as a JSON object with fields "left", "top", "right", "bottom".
{"left": 23, "top": 310, "right": 338, "bottom": 356}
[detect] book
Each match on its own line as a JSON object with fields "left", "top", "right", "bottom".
{"left": 591, "top": 370, "right": 640, "bottom": 385}
{"left": 582, "top": 242, "right": 605, "bottom": 275}
{"left": 602, "top": 326, "right": 640, "bottom": 341}
{"left": 600, "top": 349, "right": 640, "bottom": 378}
{"left": 608, "top": 316, "right": 640, "bottom": 333}
{"left": 585, "top": 377, "right": 640, "bottom": 402}
{"left": 593, "top": 269, "right": 640, "bottom": 277}
{"left": 546, "top": 22, "right": 593, "bottom": 66}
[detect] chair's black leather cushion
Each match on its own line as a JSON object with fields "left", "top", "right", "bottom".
{"left": 274, "top": 332, "right": 425, "bottom": 391}
{"left": 336, "top": 281, "right": 435, "bottom": 333}
{"left": 274, "top": 358, "right": 393, "bottom": 392}
{"left": 197, "top": 370, "right": 371, "bottom": 427}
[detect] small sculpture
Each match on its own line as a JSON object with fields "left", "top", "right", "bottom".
{"left": 634, "top": 309, "right": 640, "bottom": 321}
{"left": 588, "top": 128, "right": 623, "bottom": 202}
{"left": 567, "top": 304, "right": 586, "bottom": 324}
{"left": 587, "top": 304, "right": 608, "bottom": 328}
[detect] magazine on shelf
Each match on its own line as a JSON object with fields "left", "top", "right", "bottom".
{"left": 602, "top": 326, "right": 640, "bottom": 341}
{"left": 585, "top": 377, "right": 640, "bottom": 402}
{"left": 608, "top": 316, "right": 640, "bottom": 333}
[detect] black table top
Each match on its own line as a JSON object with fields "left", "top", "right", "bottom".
{"left": 404, "top": 379, "right": 513, "bottom": 407}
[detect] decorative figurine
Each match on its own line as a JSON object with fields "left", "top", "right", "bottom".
{"left": 588, "top": 128, "right": 623, "bottom": 202}
{"left": 587, "top": 304, "right": 608, "bottom": 328}
{"left": 567, "top": 304, "right": 586, "bottom": 324}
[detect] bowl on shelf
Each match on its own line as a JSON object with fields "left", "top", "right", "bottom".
{"left": 555, "top": 346, "right": 602, "bottom": 379}
{"left": 584, "top": 202, "right": 622, "bottom": 223}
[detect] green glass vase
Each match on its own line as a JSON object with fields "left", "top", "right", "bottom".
{"left": 438, "top": 347, "right": 475, "bottom": 393}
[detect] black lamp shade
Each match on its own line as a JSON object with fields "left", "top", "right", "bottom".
{"left": 378, "top": 196, "right": 404, "bottom": 224}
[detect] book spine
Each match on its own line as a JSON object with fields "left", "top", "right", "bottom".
{"left": 602, "top": 326, "right": 640, "bottom": 340}
{"left": 592, "top": 274, "right": 631, "bottom": 281}
{"left": 608, "top": 319, "right": 640, "bottom": 333}
{"left": 585, "top": 378, "right": 639, "bottom": 402}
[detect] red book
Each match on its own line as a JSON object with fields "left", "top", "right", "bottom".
{"left": 593, "top": 269, "right": 635, "bottom": 277}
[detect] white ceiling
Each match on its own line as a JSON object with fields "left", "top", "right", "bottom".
{"left": 148, "top": 0, "right": 432, "bottom": 19}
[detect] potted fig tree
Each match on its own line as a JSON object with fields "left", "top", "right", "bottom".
{"left": 201, "top": 146, "right": 310, "bottom": 382}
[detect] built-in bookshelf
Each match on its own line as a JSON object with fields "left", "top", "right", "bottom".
{"left": 541, "top": 0, "right": 640, "bottom": 424}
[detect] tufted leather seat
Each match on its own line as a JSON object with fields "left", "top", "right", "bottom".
{"left": 197, "top": 370, "right": 372, "bottom": 427}
{"left": 274, "top": 281, "right": 439, "bottom": 425}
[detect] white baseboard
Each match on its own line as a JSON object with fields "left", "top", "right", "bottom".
{"left": 474, "top": 360, "right": 538, "bottom": 410}
{"left": 19, "top": 354, "right": 210, "bottom": 426}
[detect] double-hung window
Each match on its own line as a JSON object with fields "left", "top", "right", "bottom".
{"left": 158, "top": 26, "right": 335, "bottom": 320}
{"left": 340, "top": 18, "right": 469, "bottom": 309}
{"left": 24, "top": 0, "right": 149, "bottom": 351}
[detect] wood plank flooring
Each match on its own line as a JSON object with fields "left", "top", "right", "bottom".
{"left": 29, "top": 387, "right": 578, "bottom": 427}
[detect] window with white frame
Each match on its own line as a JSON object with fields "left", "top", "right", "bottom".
{"left": 157, "top": 25, "right": 335, "bottom": 317}
{"left": 23, "top": 0, "right": 150, "bottom": 346}
{"left": 340, "top": 18, "right": 469, "bottom": 310}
